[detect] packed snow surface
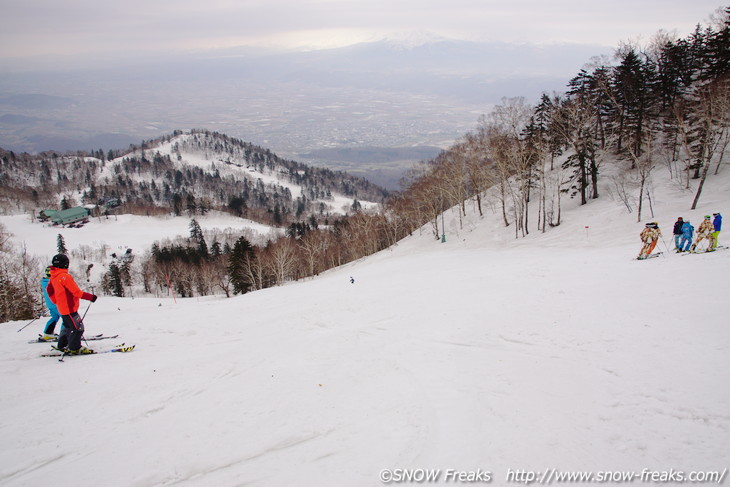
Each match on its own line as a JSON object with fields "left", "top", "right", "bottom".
{"left": 1, "top": 169, "right": 728, "bottom": 486}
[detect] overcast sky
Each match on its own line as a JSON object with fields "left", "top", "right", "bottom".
{"left": 0, "top": 1, "right": 725, "bottom": 65}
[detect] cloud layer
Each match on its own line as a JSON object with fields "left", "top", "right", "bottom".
{"left": 1, "top": 0, "right": 723, "bottom": 61}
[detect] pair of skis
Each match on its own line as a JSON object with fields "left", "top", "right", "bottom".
{"left": 636, "top": 252, "right": 662, "bottom": 260}
{"left": 29, "top": 333, "right": 118, "bottom": 344}
{"left": 637, "top": 245, "right": 727, "bottom": 260}
{"left": 680, "top": 245, "right": 728, "bottom": 255}
{"left": 42, "top": 344, "right": 135, "bottom": 361}
{"left": 31, "top": 330, "right": 135, "bottom": 360}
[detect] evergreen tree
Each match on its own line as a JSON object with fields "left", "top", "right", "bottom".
{"left": 552, "top": 72, "right": 602, "bottom": 204}
{"left": 56, "top": 234, "right": 67, "bottom": 255}
{"left": 704, "top": 8, "right": 730, "bottom": 79}
{"left": 273, "top": 205, "right": 283, "bottom": 225}
{"left": 308, "top": 214, "right": 319, "bottom": 231}
{"left": 228, "top": 196, "right": 247, "bottom": 217}
{"left": 186, "top": 194, "right": 197, "bottom": 215}
{"left": 655, "top": 39, "right": 695, "bottom": 111}
{"left": 612, "top": 49, "right": 658, "bottom": 159}
{"left": 189, "top": 219, "right": 208, "bottom": 258}
{"left": 171, "top": 194, "right": 183, "bottom": 216}
{"left": 228, "top": 236, "right": 256, "bottom": 294}
{"left": 103, "top": 261, "right": 125, "bottom": 297}
{"left": 210, "top": 240, "right": 222, "bottom": 257}
{"left": 531, "top": 94, "right": 566, "bottom": 172}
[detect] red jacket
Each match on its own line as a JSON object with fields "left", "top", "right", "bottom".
{"left": 46, "top": 267, "right": 94, "bottom": 315}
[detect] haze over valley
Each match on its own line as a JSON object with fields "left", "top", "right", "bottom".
{"left": 0, "top": 39, "right": 610, "bottom": 188}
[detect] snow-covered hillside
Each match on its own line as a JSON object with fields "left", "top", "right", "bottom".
{"left": 0, "top": 130, "right": 388, "bottom": 239}
{"left": 112, "top": 133, "right": 381, "bottom": 215}
{"left": 0, "top": 166, "right": 728, "bottom": 486}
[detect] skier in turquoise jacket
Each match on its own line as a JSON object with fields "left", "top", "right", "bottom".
{"left": 679, "top": 221, "right": 694, "bottom": 252}
{"left": 40, "top": 266, "right": 61, "bottom": 340}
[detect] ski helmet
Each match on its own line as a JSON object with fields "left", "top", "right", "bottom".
{"left": 705, "top": 215, "right": 711, "bottom": 219}
{"left": 52, "top": 254, "right": 69, "bottom": 269}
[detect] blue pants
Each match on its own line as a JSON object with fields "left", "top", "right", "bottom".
{"left": 674, "top": 235, "right": 683, "bottom": 249}
{"left": 680, "top": 236, "right": 692, "bottom": 251}
{"left": 43, "top": 306, "right": 62, "bottom": 335}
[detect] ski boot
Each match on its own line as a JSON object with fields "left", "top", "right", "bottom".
{"left": 66, "top": 347, "right": 94, "bottom": 355}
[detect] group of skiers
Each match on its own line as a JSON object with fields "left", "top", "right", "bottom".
{"left": 39, "top": 254, "right": 97, "bottom": 354}
{"left": 638, "top": 212, "right": 722, "bottom": 259}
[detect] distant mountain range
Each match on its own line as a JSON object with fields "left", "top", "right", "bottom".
{"left": 0, "top": 38, "right": 612, "bottom": 187}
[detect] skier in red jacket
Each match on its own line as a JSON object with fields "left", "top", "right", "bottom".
{"left": 46, "top": 254, "right": 97, "bottom": 354}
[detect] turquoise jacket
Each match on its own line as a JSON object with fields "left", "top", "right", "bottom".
{"left": 41, "top": 277, "right": 59, "bottom": 314}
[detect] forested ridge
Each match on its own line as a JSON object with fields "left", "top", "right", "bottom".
{"left": 0, "top": 129, "right": 389, "bottom": 226}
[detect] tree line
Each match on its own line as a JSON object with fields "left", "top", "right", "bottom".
{"left": 396, "top": 9, "right": 729, "bottom": 239}
{"left": 114, "top": 213, "right": 408, "bottom": 299}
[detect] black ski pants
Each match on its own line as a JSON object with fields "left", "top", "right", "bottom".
{"left": 57, "top": 312, "right": 85, "bottom": 351}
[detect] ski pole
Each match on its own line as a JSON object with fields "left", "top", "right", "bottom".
{"left": 17, "top": 317, "right": 39, "bottom": 333}
{"left": 659, "top": 235, "right": 671, "bottom": 257}
{"left": 81, "top": 301, "right": 92, "bottom": 321}
{"left": 81, "top": 302, "right": 92, "bottom": 347}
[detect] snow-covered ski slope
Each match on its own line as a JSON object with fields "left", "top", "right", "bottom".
{"left": 1, "top": 166, "right": 729, "bottom": 487}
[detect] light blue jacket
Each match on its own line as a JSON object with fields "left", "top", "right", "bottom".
{"left": 41, "top": 277, "right": 59, "bottom": 314}
{"left": 681, "top": 222, "right": 694, "bottom": 239}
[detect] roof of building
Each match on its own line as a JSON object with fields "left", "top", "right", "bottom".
{"left": 51, "top": 206, "right": 89, "bottom": 224}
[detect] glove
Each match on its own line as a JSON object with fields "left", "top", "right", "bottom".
{"left": 91, "top": 294, "right": 98, "bottom": 303}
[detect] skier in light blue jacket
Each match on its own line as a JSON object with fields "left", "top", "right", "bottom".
{"left": 679, "top": 220, "right": 694, "bottom": 252}
{"left": 40, "top": 266, "right": 61, "bottom": 341}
